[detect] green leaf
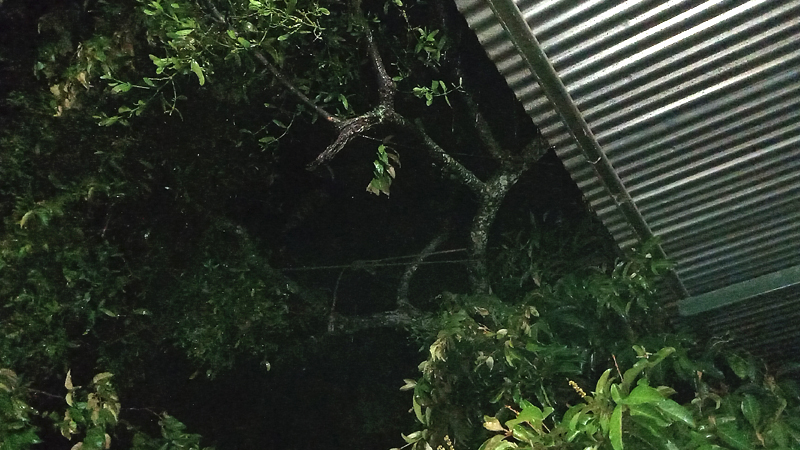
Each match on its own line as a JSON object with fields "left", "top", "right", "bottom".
{"left": 655, "top": 399, "right": 694, "bottom": 427}
{"left": 17, "top": 211, "right": 34, "bottom": 228}
{"left": 517, "top": 404, "right": 544, "bottom": 423}
{"left": 610, "top": 404, "right": 624, "bottom": 450}
{"left": 190, "top": 60, "right": 205, "bottom": 86}
{"left": 621, "top": 359, "right": 649, "bottom": 391}
{"left": 479, "top": 435, "right": 514, "bottom": 450}
{"left": 611, "top": 383, "right": 623, "bottom": 404}
{"left": 740, "top": 394, "right": 761, "bottom": 429}
{"left": 629, "top": 403, "right": 670, "bottom": 428}
{"left": 625, "top": 384, "right": 664, "bottom": 405}
{"left": 412, "top": 395, "right": 424, "bottom": 424}
{"left": 726, "top": 354, "right": 750, "bottom": 380}
{"left": 765, "top": 420, "right": 790, "bottom": 448}
{"left": 92, "top": 372, "right": 113, "bottom": 384}
{"left": 111, "top": 82, "right": 132, "bottom": 94}
{"left": 99, "top": 308, "right": 117, "bottom": 317}
{"left": 715, "top": 423, "right": 751, "bottom": 450}
{"left": 237, "top": 37, "right": 251, "bottom": 48}
{"left": 596, "top": 368, "right": 613, "bottom": 396}
{"left": 401, "top": 431, "right": 423, "bottom": 444}
{"left": 400, "top": 379, "right": 416, "bottom": 391}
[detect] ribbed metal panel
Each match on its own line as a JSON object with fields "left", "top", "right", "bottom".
{"left": 455, "top": 0, "right": 800, "bottom": 301}
{"left": 690, "top": 283, "right": 800, "bottom": 364}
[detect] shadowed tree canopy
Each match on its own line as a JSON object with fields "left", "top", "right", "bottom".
{"left": 3, "top": 1, "right": 799, "bottom": 450}
{"left": 0, "top": 0, "right": 572, "bottom": 375}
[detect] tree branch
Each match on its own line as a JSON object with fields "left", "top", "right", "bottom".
{"left": 307, "top": 109, "right": 384, "bottom": 170}
{"left": 406, "top": 117, "right": 485, "bottom": 195}
{"left": 397, "top": 225, "right": 451, "bottom": 308}
{"left": 363, "top": 13, "right": 395, "bottom": 108}
{"left": 327, "top": 307, "right": 426, "bottom": 334}
{"left": 459, "top": 90, "right": 510, "bottom": 161}
{"left": 467, "top": 137, "right": 549, "bottom": 293}
{"left": 306, "top": 3, "right": 399, "bottom": 169}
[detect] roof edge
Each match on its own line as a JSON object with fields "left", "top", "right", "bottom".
{"left": 679, "top": 264, "right": 800, "bottom": 316}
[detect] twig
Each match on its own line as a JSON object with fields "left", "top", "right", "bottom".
{"left": 27, "top": 389, "right": 63, "bottom": 400}
{"left": 612, "top": 354, "right": 623, "bottom": 380}
{"left": 328, "top": 268, "right": 346, "bottom": 332}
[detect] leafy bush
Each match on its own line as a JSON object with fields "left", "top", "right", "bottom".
{"left": 399, "top": 229, "right": 800, "bottom": 450}
{"left": 0, "top": 368, "right": 210, "bottom": 450}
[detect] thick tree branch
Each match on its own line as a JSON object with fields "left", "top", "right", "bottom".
{"left": 363, "top": 14, "right": 395, "bottom": 108}
{"left": 307, "top": 109, "right": 384, "bottom": 170}
{"left": 469, "top": 192, "right": 503, "bottom": 294}
{"left": 521, "top": 135, "right": 552, "bottom": 163}
{"left": 467, "top": 137, "right": 550, "bottom": 294}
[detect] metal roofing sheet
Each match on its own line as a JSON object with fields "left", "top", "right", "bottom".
{"left": 455, "top": 0, "right": 800, "bottom": 302}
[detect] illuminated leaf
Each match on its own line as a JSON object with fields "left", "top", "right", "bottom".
{"left": 190, "top": 60, "right": 205, "bottom": 86}
{"left": 610, "top": 404, "right": 624, "bottom": 450}
{"left": 483, "top": 416, "right": 504, "bottom": 432}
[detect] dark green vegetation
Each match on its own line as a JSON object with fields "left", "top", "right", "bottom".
{"left": 1, "top": 1, "right": 799, "bottom": 449}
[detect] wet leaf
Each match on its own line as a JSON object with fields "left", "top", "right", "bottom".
{"left": 741, "top": 394, "right": 761, "bottom": 429}
{"left": 610, "top": 404, "right": 624, "bottom": 450}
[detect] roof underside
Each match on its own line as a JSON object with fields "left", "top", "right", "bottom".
{"left": 454, "top": 0, "right": 800, "bottom": 361}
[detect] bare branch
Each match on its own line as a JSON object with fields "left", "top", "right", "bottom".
{"left": 306, "top": 110, "right": 384, "bottom": 170}
{"left": 459, "top": 90, "right": 509, "bottom": 161}
{"left": 305, "top": 3, "right": 398, "bottom": 168}
{"left": 397, "top": 225, "right": 451, "bottom": 308}
{"left": 408, "top": 118, "right": 485, "bottom": 195}
{"left": 363, "top": 15, "right": 396, "bottom": 107}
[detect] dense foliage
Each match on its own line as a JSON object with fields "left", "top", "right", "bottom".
{"left": 401, "top": 232, "right": 800, "bottom": 450}
{"left": 1, "top": 0, "right": 799, "bottom": 449}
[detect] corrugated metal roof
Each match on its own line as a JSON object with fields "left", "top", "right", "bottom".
{"left": 455, "top": 0, "right": 800, "bottom": 359}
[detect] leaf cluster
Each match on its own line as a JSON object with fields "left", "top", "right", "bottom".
{"left": 0, "top": 368, "right": 211, "bottom": 450}
{"left": 399, "top": 228, "right": 800, "bottom": 450}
